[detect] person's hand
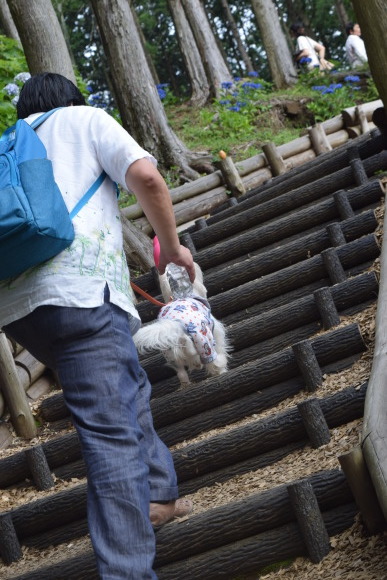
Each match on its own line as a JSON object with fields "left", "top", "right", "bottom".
{"left": 158, "top": 244, "right": 196, "bottom": 282}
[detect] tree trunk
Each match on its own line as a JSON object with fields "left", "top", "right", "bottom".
{"left": 167, "top": 0, "right": 210, "bottom": 107}
{"left": 352, "top": 0, "right": 387, "bottom": 113}
{"left": 180, "top": 0, "right": 233, "bottom": 98}
{"left": 0, "top": 0, "right": 19, "bottom": 41}
{"left": 7, "top": 0, "right": 76, "bottom": 84}
{"left": 219, "top": 0, "right": 255, "bottom": 74}
{"left": 251, "top": 0, "right": 297, "bottom": 89}
{"left": 89, "top": 0, "right": 199, "bottom": 179}
{"left": 334, "top": 0, "right": 350, "bottom": 33}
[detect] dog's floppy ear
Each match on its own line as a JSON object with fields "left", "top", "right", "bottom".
{"left": 192, "top": 262, "right": 207, "bottom": 298}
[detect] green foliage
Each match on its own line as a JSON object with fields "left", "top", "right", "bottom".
{"left": 297, "top": 70, "right": 379, "bottom": 122}
{"left": 0, "top": 35, "right": 27, "bottom": 132}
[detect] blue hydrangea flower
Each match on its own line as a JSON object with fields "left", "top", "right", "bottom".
{"left": 321, "top": 87, "right": 334, "bottom": 94}
{"left": 299, "top": 57, "right": 312, "bottom": 65}
{"left": 228, "top": 105, "right": 241, "bottom": 112}
{"left": 233, "top": 77, "right": 242, "bottom": 82}
{"left": 221, "top": 81, "right": 233, "bottom": 89}
{"left": 14, "top": 72, "right": 31, "bottom": 83}
{"left": 157, "top": 87, "right": 167, "bottom": 99}
{"left": 248, "top": 71, "right": 259, "bottom": 77}
{"left": 344, "top": 75, "right": 360, "bottom": 83}
{"left": 219, "top": 99, "right": 231, "bottom": 105}
{"left": 329, "top": 83, "right": 343, "bottom": 90}
{"left": 4, "top": 83, "right": 19, "bottom": 96}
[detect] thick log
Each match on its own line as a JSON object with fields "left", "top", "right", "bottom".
{"left": 342, "top": 99, "right": 383, "bottom": 127}
{"left": 314, "top": 287, "right": 341, "bottom": 329}
{"left": 339, "top": 445, "right": 386, "bottom": 534}
{"left": 203, "top": 211, "right": 377, "bottom": 297}
{"left": 191, "top": 170, "right": 384, "bottom": 252}
{"left": 120, "top": 213, "right": 153, "bottom": 272}
{"left": 11, "top": 483, "right": 88, "bottom": 539}
{"left": 322, "top": 247, "right": 347, "bottom": 284}
{"left": 217, "top": 154, "right": 246, "bottom": 196}
{"left": 209, "top": 235, "right": 379, "bottom": 319}
{"left": 0, "top": 513, "right": 22, "bottom": 565}
{"left": 151, "top": 325, "right": 365, "bottom": 430}
{"left": 262, "top": 142, "right": 286, "bottom": 176}
{"left": 155, "top": 505, "right": 356, "bottom": 580}
{"left": 134, "top": 186, "right": 229, "bottom": 235}
{"left": 227, "top": 272, "right": 377, "bottom": 352}
{"left": 0, "top": 347, "right": 46, "bottom": 417}
{"left": 23, "top": 518, "right": 89, "bottom": 551}
{"left": 192, "top": 143, "right": 386, "bottom": 238}
{"left": 25, "top": 446, "right": 55, "bottom": 491}
{"left": 170, "top": 383, "right": 366, "bottom": 482}
{"left": 350, "top": 158, "right": 369, "bottom": 185}
{"left": 287, "top": 480, "right": 331, "bottom": 562}
{"left": 0, "top": 432, "right": 80, "bottom": 488}
{"left": 134, "top": 210, "right": 377, "bottom": 311}
{"left": 297, "top": 399, "right": 331, "bottom": 447}
{"left": 0, "top": 333, "right": 36, "bottom": 438}
{"left": 292, "top": 341, "right": 323, "bottom": 392}
{"left": 121, "top": 171, "right": 223, "bottom": 220}
{"left": 9, "top": 473, "right": 356, "bottom": 580}
{"left": 308, "top": 124, "right": 332, "bottom": 155}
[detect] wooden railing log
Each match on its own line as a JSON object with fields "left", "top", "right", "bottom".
{"left": 339, "top": 445, "right": 386, "bottom": 534}
{"left": 0, "top": 334, "right": 36, "bottom": 438}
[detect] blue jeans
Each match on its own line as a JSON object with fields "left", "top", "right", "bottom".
{"left": 4, "top": 289, "right": 178, "bottom": 579}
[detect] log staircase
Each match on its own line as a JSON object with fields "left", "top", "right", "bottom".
{"left": 0, "top": 122, "right": 386, "bottom": 579}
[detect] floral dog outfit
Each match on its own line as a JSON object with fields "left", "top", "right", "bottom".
{"left": 158, "top": 296, "right": 217, "bottom": 363}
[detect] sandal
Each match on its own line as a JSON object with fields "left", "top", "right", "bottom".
{"left": 149, "top": 498, "right": 193, "bottom": 527}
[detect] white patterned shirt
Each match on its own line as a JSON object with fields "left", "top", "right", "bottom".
{"left": 0, "top": 106, "right": 156, "bottom": 332}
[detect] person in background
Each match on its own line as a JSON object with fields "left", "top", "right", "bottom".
{"left": 290, "top": 22, "right": 334, "bottom": 71}
{"left": 345, "top": 22, "right": 368, "bottom": 69}
{"left": 0, "top": 72, "right": 194, "bottom": 579}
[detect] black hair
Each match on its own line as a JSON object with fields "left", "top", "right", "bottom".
{"left": 16, "top": 72, "right": 86, "bottom": 119}
{"left": 290, "top": 22, "right": 304, "bottom": 35}
{"left": 345, "top": 22, "right": 355, "bottom": 36}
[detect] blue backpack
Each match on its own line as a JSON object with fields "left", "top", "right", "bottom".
{"left": 0, "top": 108, "right": 106, "bottom": 280}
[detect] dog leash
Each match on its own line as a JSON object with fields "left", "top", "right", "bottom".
{"left": 130, "top": 281, "right": 166, "bottom": 307}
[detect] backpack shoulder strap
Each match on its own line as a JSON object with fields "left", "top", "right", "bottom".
{"left": 30, "top": 107, "right": 63, "bottom": 130}
{"left": 69, "top": 171, "right": 107, "bottom": 219}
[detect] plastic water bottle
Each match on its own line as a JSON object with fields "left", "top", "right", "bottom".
{"left": 165, "top": 263, "right": 193, "bottom": 299}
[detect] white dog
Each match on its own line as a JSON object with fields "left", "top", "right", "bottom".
{"left": 134, "top": 263, "right": 230, "bottom": 387}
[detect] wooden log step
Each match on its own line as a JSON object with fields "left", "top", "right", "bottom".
{"left": 8, "top": 469, "right": 356, "bottom": 580}
{"left": 198, "top": 130, "right": 384, "bottom": 229}
{"left": 11, "top": 483, "right": 87, "bottom": 539}
{"left": 3, "top": 389, "right": 359, "bottom": 544}
{"left": 157, "top": 503, "right": 356, "bottom": 580}
{"left": 39, "top": 270, "right": 376, "bottom": 425}
{"left": 190, "top": 172, "right": 382, "bottom": 252}
{"left": 287, "top": 479, "right": 331, "bottom": 562}
{"left": 151, "top": 323, "right": 365, "bottom": 429}
{"left": 209, "top": 235, "right": 379, "bottom": 319}
{"left": 137, "top": 217, "right": 379, "bottom": 324}
{"left": 170, "top": 383, "right": 366, "bottom": 482}
{"left": 133, "top": 209, "right": 377, "bottom": 308}
{"left": 0, "top": 431, "right": 80, "bottom": 488}
{"left": 190, "top": 152, "right": 386, "bottom": 249}
{"left": 203, "top": 210, "right": 377, "bottom": 296}
{"left": 193, "top": 180, "right": 383, "bottom": 271}
{"left": 227, "top": 271, "right": 378, "bottom": 351}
